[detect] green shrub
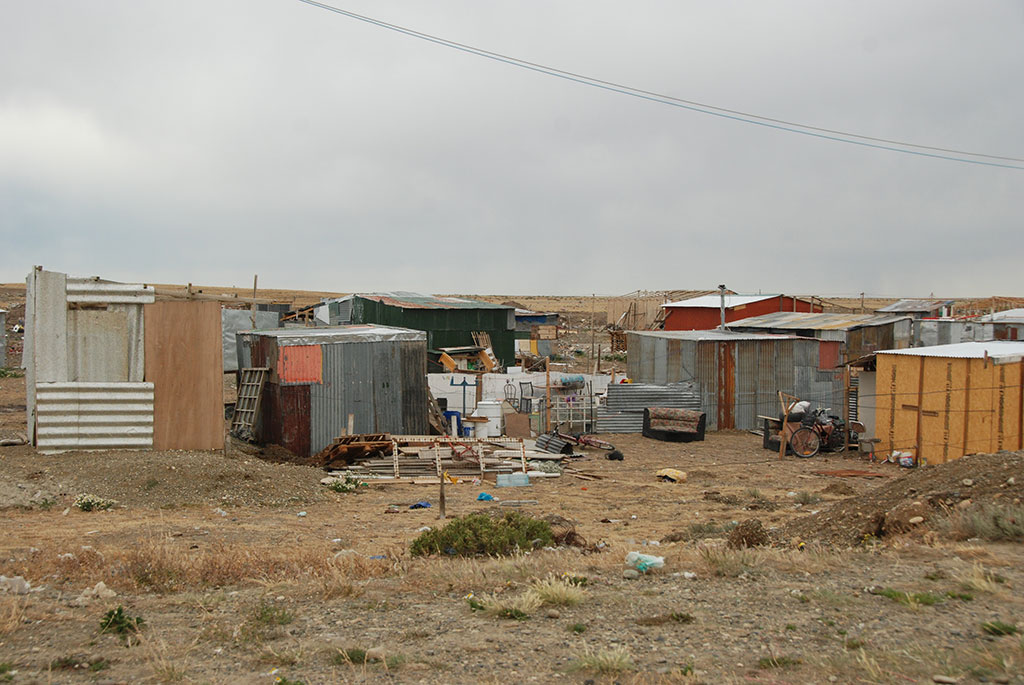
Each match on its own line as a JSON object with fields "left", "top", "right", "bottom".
{"left": 981, "top": 621, "right": 1019, "bottom": 636}
{"left": 410, "top": 512, "right": 553, "bottom": 557}
{"left": 99, "top": 606, "right": 144, "bottom": 635}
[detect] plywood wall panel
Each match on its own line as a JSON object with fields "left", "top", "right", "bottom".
{"left": 144, "top": 301, "right": 223, "bottom": 450}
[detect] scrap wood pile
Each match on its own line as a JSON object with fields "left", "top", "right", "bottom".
{"left": 782, "top": 450, "right": 1024, "bottom": 546}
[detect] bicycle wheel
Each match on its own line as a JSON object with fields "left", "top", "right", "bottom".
{"left": 581, "top": 436, "right": 616, "bottom": 451}
{"left": 789, "top": 427, "right": 820, "bottom": 458}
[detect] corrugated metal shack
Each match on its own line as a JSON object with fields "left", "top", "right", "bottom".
{"left": 236, "top": 325, "right": 429, "bottom": 457}
{"left": 875, "top": 298, "right": 954, "bottom": 319}
{"left": 627, "top": 330, "right": 843, "bottom": 431}
{"left": 977, "top": 308, "right": 1024, "bottom": 341}
{"left": 317, "top": 293, "right": 515, "bottom": 368}
{"left": 24, "top": 268, "right": 224, "bottom": 452}
{"left": 725, "top": 312, "right": 913, "bottom": 363}
{"left": 914, "top": 319, "right": 993, "bottom": 347}
{"left": 871, "top": 341, "right": 1024, "bottom": 464}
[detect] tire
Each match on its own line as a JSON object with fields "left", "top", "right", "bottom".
{"left": 789, "top": 427, "right": 821, "bottom": 458}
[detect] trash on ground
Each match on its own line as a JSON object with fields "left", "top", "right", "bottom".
{"left": 625, "top": 551, "right": 665, "bottom": 573}
{"left": 656, "top": 468, "right": 687, "bottom": 482}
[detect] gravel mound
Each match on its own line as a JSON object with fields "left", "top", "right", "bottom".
{"left": 782, "top": 451, "right": 1024, "bottom": 546}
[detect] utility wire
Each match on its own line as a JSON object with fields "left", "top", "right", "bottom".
{"left": 295, "top": 0, "right": 1024, "bottom": 171}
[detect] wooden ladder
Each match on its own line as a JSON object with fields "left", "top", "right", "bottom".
{"left": 231, "top": 367, "right": 269, "bottom": 441}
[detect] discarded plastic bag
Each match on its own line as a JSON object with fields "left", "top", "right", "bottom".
{"left": 409, "top": 501, "right": 431, "bottom": 509}
{"left": 625, "top": 551, "right": 665, "bottom": 573}
{"left": 476, "top": 492, "right": 494, "bottom": 501}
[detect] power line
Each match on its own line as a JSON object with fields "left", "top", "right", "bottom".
{"left": 295, "top": 0, "right": 1024, "bottom": 171}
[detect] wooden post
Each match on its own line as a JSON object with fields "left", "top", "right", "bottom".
{"left": 545, "top": 356, "right": 551, "bottom": 432}
{"left": 843, "top": 365, "right": 851, "bottom": 452}
{"left": 250, "top": 274, "right": 258, "bottom": 328}
{"left": 439, "top": 478, "right": 446, "bottom": 520}
{"left": 589, "top": 293, "right": 597, "bottom": 375}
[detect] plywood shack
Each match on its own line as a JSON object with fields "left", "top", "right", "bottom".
{"left": 24, "top": 267, "right": 224, "bottom": 452}
{"left": 874, "top": 342, "right": 1024, "bottom": 464}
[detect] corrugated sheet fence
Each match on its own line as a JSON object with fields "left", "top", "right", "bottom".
{"left": 35, "top": 382, "right": 154, "bottom": 452}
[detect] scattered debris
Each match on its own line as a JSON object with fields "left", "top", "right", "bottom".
{"left": 656, "top": 468, "right": 687, "bottom": 483}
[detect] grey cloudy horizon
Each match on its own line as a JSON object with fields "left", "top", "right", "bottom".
{"left": 1, "top": 1, "right": 1022, "bottom": 299}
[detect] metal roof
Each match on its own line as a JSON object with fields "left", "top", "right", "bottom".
{"left": 878, "top": 341, "right": 1024, "bottom": 359}
{"left": 244, "top": 324, "right": 426, "bottom": 345}
{"left": 875, "top": 298, "right": 954, "bottom": 313}
{"left": 662, "top": 294, "right": 785, "bottom": 309}
{"left": 977, "top": 308, "right": 1024, "bottom": 323}
{"left": 727, "top": 311, "right": 911, "bottom": 331}
{"left": 630, "top": 329, "right": 802, "bottom": 342}
{"left": 356, "top": 292, "right": 511, "bottom": 310}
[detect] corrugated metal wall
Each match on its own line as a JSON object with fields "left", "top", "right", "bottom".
{"left": 627, "top": 333, "right": 844, "bottom": 431}
{"left": 35, "top": 382, "right": 154, "bottom": 452}
{"left": 240, "top": 332, "right": 429, "bottom": 456}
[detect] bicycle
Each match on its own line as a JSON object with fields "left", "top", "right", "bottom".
{"left": 788, "top": 408, "right": 858, "bottom": 458}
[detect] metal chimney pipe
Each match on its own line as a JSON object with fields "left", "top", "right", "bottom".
{"left": 718, "top": 284, "right": 726, "bottom": 329}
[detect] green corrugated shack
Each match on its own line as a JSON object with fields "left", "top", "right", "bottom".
{"left": 344, "top": 293, "right": 516, "bottom": 367}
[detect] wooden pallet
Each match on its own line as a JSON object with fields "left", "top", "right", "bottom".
{"left": 230, "top": 367, "right": 269, "bottom": 441}
{"left": 312, "top": 433, "right": 393, "bottom": 468}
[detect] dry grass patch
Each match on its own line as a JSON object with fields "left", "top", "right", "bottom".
{"left": 528, "top": 574, "right": 587, "bottom": 607}
{"left": 953, "top": 563, "right": 1007, "bottom": 594}
{"left": 12, "top": 537, "right": 400, "bottom": 593}
{"left": 568, "top": 645, "right": 634, "bottom": 674}
{"left": 697, "top": 545, "right": 763, "bottom": 577}
{"left": 474, "top": 590, "right": 542, "bottom": 620}
{"left": 0, "top": 596, "right": 26, "bottom": 637}
{"left": 938, "top": 502, "right": 1024, "bottom": 542}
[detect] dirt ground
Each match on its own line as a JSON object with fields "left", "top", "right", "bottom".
{"left": 2, "top": 368, "right": 1024, "bottom": 684}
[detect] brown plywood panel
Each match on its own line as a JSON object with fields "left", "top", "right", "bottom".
{"left": 965, "top": 359, "right": 995, "bottom": 456}
{"left": 145, "top": 301, "right": 224, "bottom": 450}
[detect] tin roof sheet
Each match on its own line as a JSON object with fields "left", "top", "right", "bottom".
{"left": 878, "top": 341, "right": 1024, "bottom": 359}
{"left": 357, "top": 292, "right": 511, "bottom": 310}
{"left": 875, "top": 298, "right": 954, "bottom": 313}
{"left": 662, "top": 294, "right": 785, "bottom": 309}
{"left": 243, "top": 324, "right": 426, "bottom": 346}
{"left": 727, "top": 311, "right": 911, "bottom": 331}
{"left": 630, "top": 329, "right": 803, "bottom": 342}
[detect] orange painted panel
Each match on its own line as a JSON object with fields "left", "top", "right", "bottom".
{"left": 279, "top": 345, "right": 322, "bottom": 384}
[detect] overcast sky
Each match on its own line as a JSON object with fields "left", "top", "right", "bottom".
{"left": 1, "top": 1, "right": 1022, "bottom": 298}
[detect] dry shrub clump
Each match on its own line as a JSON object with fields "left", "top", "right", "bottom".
{"left": 476, "top": 590, "right": 543, "bottom": 620}
{"left": 528, "top": 574, "right": 587, "bottom": 607}
{"left": 937, "top": 502, "right": 1024, "bottom": 542}
{"left": 569, "top": 645, "right": 634, "bottom": 674}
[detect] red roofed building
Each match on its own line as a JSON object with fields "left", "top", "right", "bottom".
{"left": 662, "top": 294, "right": 821, "bottom": 331}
